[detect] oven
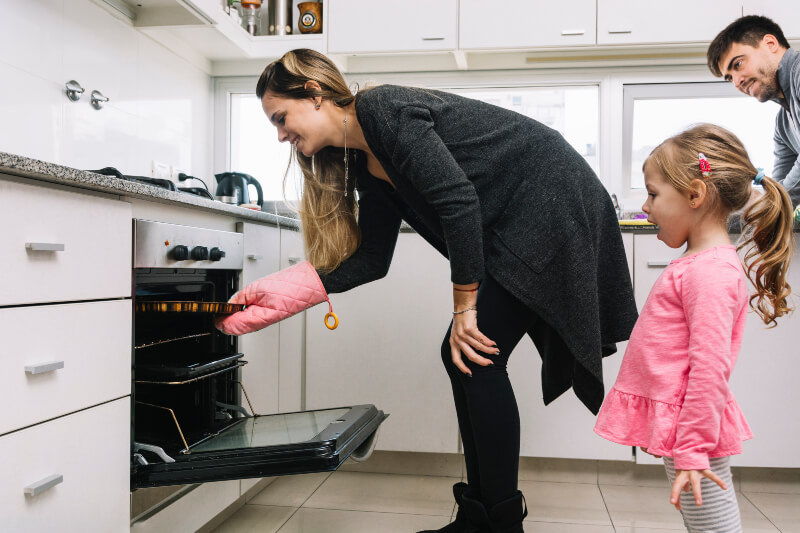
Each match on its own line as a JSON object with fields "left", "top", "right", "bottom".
{"left": 130, "top": 219, "right": 386, "bottom": 490}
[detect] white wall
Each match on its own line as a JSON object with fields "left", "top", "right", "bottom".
{"left": 0, "top": 0, "right": 212, "bottom": 179}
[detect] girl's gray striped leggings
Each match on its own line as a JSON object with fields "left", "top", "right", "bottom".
{"left": 663, "top": 456, "right": 742, "bottom": 533}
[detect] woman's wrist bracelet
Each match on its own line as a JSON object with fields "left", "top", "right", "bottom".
{"left": 452, "top": 305, "right": 477, "bottom": 316}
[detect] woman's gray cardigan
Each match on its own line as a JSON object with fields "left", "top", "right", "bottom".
{"left": 318, "top": 85, "right": 638, "bottom": 414}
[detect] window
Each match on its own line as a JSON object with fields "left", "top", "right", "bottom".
{"left": 624, "top": 83, "right": 781, "bottom": 191}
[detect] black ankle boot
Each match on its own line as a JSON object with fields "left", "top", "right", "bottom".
{"left": 417, "top": 482, "right": 468, "bottom": 533}
{"left": 461, "top": 490, "right": 528, "bottom": 533}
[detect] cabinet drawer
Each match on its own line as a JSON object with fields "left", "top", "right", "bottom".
{"left": 0, "top": 398, "right": 129, "bottom": 532}
{"left": 0, "top": 300, "right": 131, "bottom": 435}
{"left": 0, "top": 177, "right": 131, "bottom": 306}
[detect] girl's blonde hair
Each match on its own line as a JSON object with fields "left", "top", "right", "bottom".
{"left": 648, "top": 123, "right": 794, "bottom": 326}
{"left": 256, "top": 49, "right": 360, "bottom": 273}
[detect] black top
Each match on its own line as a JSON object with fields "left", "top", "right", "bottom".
{"left": 318, "top": 85, "right": 638, "bottom": 413}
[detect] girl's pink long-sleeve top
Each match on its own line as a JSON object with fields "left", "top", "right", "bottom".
{"left": 594, "top": 245, "right": 753, "bottom": 471}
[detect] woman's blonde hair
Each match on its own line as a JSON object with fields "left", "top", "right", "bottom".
{"left": 256, "top": 49, "right": 360, "bottom": 273}
{"left": 648, "top": 123, "right": 794, "bottom": 326}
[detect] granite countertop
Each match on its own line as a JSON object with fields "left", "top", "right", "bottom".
{"left": 0, "top": 151, "right": 300, "bottom": 230}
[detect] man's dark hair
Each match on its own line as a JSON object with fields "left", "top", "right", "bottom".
{"left": 707, "top": 15, "right": 790, "bottom": 77}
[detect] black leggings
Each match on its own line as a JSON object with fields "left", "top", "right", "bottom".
{"left": 441, "top": 273, "right": 537, "bottom": 508}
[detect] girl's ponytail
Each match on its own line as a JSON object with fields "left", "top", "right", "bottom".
{"left": 740, "top": 176, "right": 794, "bottom": 326}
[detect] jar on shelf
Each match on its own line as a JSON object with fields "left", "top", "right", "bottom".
{"left": 268, "top": 0, "right": 292, "bottom": 35}
{"left": 297, "top": 1, "right": 322, "bottom": 34}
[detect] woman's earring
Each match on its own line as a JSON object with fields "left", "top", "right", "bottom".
{"left": 314, "top": 100, "right": 320, "bottom": 110}
{"left": 690, "top": 201, "right": 696, "bottom": 207}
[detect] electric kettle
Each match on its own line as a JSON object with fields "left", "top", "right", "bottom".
{"left": 214, "top": 172, "right": 264, "bottom": 208}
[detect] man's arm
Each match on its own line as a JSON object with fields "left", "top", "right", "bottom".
{"left": 772, "top": 120, "right": 800, "bottom": 207}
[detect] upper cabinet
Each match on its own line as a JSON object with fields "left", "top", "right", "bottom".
{"left": 327, "top": 0, "right": 457, "bottom": 54}
{"left": 459, "top": 0, "right": 596, "bottom": 50}
{"left": 598, "top": 0, "right": 742, "bottom": 45}
{"left": 743, "top": 1, "right": 800, "bottom": 40}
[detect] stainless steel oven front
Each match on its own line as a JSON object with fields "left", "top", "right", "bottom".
{"left": 130, "top": 219, "right": 386, "bottom": 490}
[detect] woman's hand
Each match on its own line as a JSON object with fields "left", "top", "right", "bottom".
{"left": 449, "top": 283, "right": 499, "bottom": 376}
{"left": 669, "top": 468, "right": 727, "bottom": 510}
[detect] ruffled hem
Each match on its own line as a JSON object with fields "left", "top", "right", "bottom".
{"left": 594, "top": 388, "right": 753, "bottom": 457}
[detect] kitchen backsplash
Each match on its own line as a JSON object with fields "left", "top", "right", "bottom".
{"left": 0, "top": 0, "right": 212, "bottom": 180}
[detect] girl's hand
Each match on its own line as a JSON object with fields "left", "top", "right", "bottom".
{"left": 449, "top": 283, "right": 499, "bottom": 376}
{"left": 669, "top": 469, "right": 727, "bottom": 510}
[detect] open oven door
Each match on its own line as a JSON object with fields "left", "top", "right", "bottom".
{"left": 131, "top": 404, "right": 387, "bottom": 489}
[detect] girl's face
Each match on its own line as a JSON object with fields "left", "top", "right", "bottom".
{"left": 642, "top": 158, "right": 694, "bottom": 248}
{"left": 261, "top": 91, "right": 329, "bottom": 157}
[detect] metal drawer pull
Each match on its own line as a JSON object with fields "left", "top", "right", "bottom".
{"left": 647, "top": 260, "right": 671, "bottom": 268}
{"left": 24, "top": 474, "right": 63, "bottom": 497}
{"left": 608, "top": 29, "right": 633, "bottom": 34}
{"left": 287, "top": 256, "right": 301, "bottom": 265}
{"left": 26, "top": 242, "right": 65, "bottom": 252}
{"left": 561, "top": 29, "right": 585, "bottom": 35}
{"left": 422, "top": 37, "right": 445, "bottom": 41}
{"left": 247, "top": 254, "right": 263, "bottom": 260}
{"left": 25, "top": 360, "right": 65, "bottom": 375}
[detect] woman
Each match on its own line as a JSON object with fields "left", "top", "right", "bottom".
{"left": 235, "top": 49, "right": 637, "bottom": 533}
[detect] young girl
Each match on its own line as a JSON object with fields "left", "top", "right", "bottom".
{"left": 595, "top": 123, "right": 794, "bottom": 532}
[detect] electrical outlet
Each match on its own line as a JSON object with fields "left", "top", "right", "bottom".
{"left": 151, "top": 161, "right": 170, "bottom": 182}
{"left": 170, "top": 165, "right": 188, "bottom": 184}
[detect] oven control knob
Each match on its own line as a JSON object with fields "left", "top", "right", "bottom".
{"left": 191, "top": 246, "right": 209, "bottom": 261}
{"left": 172, "top": 245, "right": 189, "bottom": 261}
{"left": 209, "top": 247, "right": 226, "bottom": 261}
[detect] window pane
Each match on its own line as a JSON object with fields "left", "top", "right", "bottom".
{"left": 230, "top": 93, "right": 299, "bottom": 202}
{"left": 450, "top": 86, "right": 600, "bottom": 175}
{"left": 629, "top": 91, "right": 781, "bottom": 189}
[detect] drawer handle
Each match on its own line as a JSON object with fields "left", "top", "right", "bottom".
{"left": 24, "top": 474, "right": 63, "bottom": 497}
{"left": 287, "top": 256, "right": 301, "bottom": 265}
{"left": 608, "top": 29, "right": 633, "bottom": 34}
{"left": 25, "top": 360, "right": 65, "bottom": 375}
{"left": 647, "top": 260, "right": 671, "bottom": 268}
{"left": 561, "top": 29, "right": 585, "bottom": 36}
{"left": 247, "top": 254, "right": 263, "bottom": 261}
{"left": 26, "top": 242, "right": 65, "bottom": 252}
{"left": 422, "top": 37, "right": 445, "bottom": 41}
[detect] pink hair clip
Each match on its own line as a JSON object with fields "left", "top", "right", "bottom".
{"left": 698, "top": 153, "right": 712, "bottom": 178}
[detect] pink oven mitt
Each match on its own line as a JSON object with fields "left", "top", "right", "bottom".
{"left": 215, "top": 260, "right": 337, "bottom": 335}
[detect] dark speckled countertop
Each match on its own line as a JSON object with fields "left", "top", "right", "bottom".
{"left": 0, "top": 151, "right": 300, "bottom": 230}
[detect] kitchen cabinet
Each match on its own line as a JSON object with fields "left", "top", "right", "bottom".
{"left": 743, "top": 1, "right": 800, "bottom": 40}
{"left": 631, "top": 233, "right": 800, "bottom": 468}
{"left": 305, "top": 232, "right": 460, "bottom": 453}
{"left": 459, "top": 0, "right": 596, "bottom": 50}
{"left": 597, "top": 0, "right": 742, "bottom": 46}
{"left": 327, "top": 0, "right": 458, "bottom": 54}
{"left": 278, "top": 227, "right": 307, "bottom": 414}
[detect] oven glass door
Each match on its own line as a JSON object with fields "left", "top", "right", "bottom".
{"left": 131, "top": 405, "right": 386, "bottom": 489}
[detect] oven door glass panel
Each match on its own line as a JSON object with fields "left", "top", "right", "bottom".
{"left": 131, "top": 405, "right": 387, "bottom": 489}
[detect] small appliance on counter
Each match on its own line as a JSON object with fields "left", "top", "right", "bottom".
{"left": 214, "top": 171, "right": 264, "bottom": 208}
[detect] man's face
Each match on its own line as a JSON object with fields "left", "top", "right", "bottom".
{"left": 718, "top": 37, "right": 783, "bottom": 102}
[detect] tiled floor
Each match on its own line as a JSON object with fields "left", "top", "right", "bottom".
{"left": 211, "top": 454, "right": 800, "bottom": 533}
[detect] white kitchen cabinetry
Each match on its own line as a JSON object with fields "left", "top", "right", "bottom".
{"left": 598, "top": 0, "right": 742, "bottom": 45}
{"left": 327, "top": 0, "right": 457, "bottom": 54}
{"left": 305, "top": 232, "right": 460, "bottom": 453}
{"left": 743, "top": 1, "right": 800, "bottom": 40}
{"left": 632, "top": 233, "right": 800, "bottom": 468}
{"left": 278, "top": 227, "right": 306, "bottom": 414}
{"left": 1, "top": 398, "right": 130, "bottom": 532}
{"left": 459, "top": 0, "right": 596, "bottom": 50}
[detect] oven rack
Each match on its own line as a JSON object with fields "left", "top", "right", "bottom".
{"left": 134, "top": 361, "right": 247, "bottom": 385}
{"left": 135, "top": 331, "right": 213, "bottom": 349}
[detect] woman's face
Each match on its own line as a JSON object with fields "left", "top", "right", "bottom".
{"left": 641, "top": 158, "right": 694, "bottom": 248}
{"left": 261, "top": 90, "right": 329, "bottom": 157}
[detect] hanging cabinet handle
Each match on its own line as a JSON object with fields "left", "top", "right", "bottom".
{"left": 247, "top": 254, "right": 263, "bottom": 260}
{"left": 288, "top": 257, "right": 301, "bottom": 265}
{"left": 421, "top": 37, "right": 445, "bottom": 41}
{"left": 608, "top": 29, "right": 633, "bottom": 34}
{"left": 64, "top": 80, "right": 84, "bottom": 102}
{"left": 647, "top": 260, "right": 671, "bottom": 268}
{"left": 24, "top": 474, "right": 63, "bottom": 497}
{"left": 26, "top": 242, "right": 65, "bottom": 252}
{"left": 561, "top": 29, "right": 585, "bottom": 36}
{"left": 25, "top": 360, "right": 65, "bottom": 375}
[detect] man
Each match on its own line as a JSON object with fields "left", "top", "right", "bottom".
{"left": 708, "top": 16, "right": 800, "bottom": 207}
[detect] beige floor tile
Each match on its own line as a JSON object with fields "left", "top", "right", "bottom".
{"left": 738, "top": 467, "right": 800, "bottom": 494}
{"left": 304, "top": 471, "right": 456, "bottom": 516}
{"left": 248, "top": 472, "right": 331, "bottom": 508}
{"left": 598, "top": 460, "right": 672, "bottom": 488}
{"left": 742, "top": 491, "right": 800, "bottom": 533}
{"left": 518, "top": 457, "right": 598, "bottom": 484}
{"left": 339, "top": 450, "right": 465, "bottom": 478}
{"left": 524, "top": 522, "right": 615, "bottom": 532}
{"left": 276, "top": 507, "right": 450, "bottom": 532}
{"left": 737, "top": 492, "right": 781, "bottom": 532}
{"left": 211, "top": 505, "right": 296, "bottom": 533}
{"left": 518, "top": 480, "right": 612, "bottom": 525}
{"left": 600, "top": 484, "right": 686, "bottom": 529}
{"left": 613, "top": 528, "right": 686, "bottom": 533}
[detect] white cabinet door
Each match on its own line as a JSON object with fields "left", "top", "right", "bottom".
{"left": 0, "top": 398, "right": 129, "bottom": 532}
{"left": 305, "top": 233, "right": 460, "bottom": 453}
{"left": 598, "top": 0, "right": 742, "bottom": 45}
{"left": 459, "top": 0, "right": 596, "bottom": 49}
{"left": 743, "top": 1, "right": 800, "bottom": 39}
{"left": 328, "top": 0, "right": 457, "bottom": 53}
{"left": 238, "top": 222, "right": 281, "bottom": 417}
{"left": 732, "top": 235, "right": 800, "bottom": 468}
{"left": 279, "top": 227, "right": 306, "bottom": 414}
